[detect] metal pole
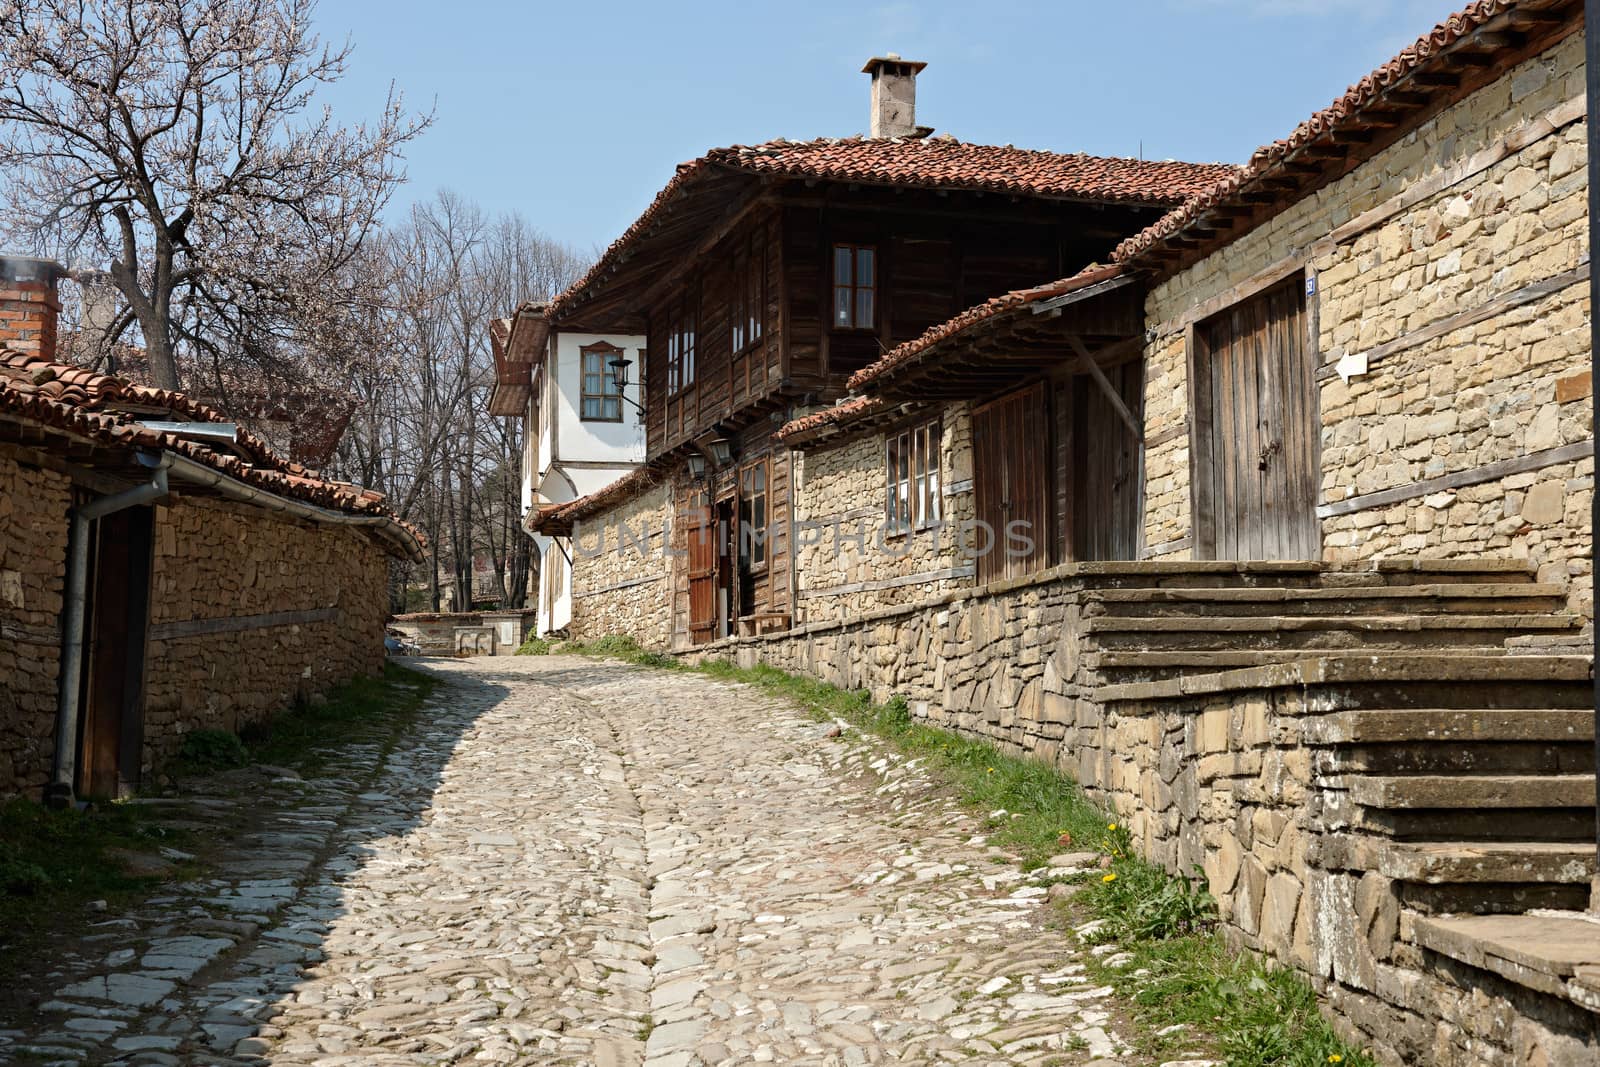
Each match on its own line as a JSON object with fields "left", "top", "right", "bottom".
{"left": 1586, "top": 0, "right": 1599, "bottom": 909}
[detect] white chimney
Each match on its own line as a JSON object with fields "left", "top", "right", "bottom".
{"left": 862, "top": 54, "right": 928, "bottom": 139}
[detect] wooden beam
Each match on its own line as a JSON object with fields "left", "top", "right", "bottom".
{"left": 1066, "top": 334, "right": 1143, "bottom": 442}
{"left": 636, "top": 188, "right": 776, "bottom": 311}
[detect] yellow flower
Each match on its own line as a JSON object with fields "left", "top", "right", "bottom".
{"left": 986, "top": 767, "right": 994, "bottom": 774}
{"left": 1102, "top": 873, "right": 1117, "bottom": 883}
{"left": 1107, "top": 822, "right": 1117, "bottom": 831}
{"left": 1328, "top": 1057, "right": 1343, "bottom": 1064}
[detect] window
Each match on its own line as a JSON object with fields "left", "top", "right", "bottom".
{"left": 667, "top": 299, "right": 697, "bottom": 394}
{"left": 739, "top": 460, "right": 769, "bottom": 568}
{"left": 833, "top": 244, "right": 876, "bottom": 330}
{"left": 733, "top": 232, "right": 768, "bottom": 353}
{"left": 579, "top": 342, "right": 624, "bottom": 422}
{"left": 886, "top": 420, "right": 941, "bottom": 532}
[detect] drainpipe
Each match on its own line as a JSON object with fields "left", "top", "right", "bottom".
{"left": 45, "top": 456, "right": 171, "bottom": 809}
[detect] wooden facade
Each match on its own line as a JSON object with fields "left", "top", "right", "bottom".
{"left": 561, "top": 181, "right": 1173, "bottom": 646}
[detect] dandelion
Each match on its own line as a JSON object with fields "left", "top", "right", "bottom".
{"left": 1102, "top": 873, "right": 1117, "bottom": 883}
{"left": 986, "top": 767, "right": 994, "bottom": 774}
{"left": 1327, "top": 1057, "right": 1343, "bottom": 1065}
{"left": 1107, "top": 822, "right": 1117, "bottom": 831}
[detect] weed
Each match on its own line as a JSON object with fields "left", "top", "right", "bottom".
{"left": 173, "top": 728, "right": 250, "bottom": 773}
{"left": 515, "top": 635, "right": 555, "bottom": 656}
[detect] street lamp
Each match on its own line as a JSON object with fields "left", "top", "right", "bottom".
{"left": 707, "top": 436, "right": 735, "bottom": 466}
{"left": 607, "top": 357, "right": 646, "bottom": 416}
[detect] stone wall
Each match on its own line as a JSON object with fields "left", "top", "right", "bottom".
{"left": 1140, "top": 32, "right": 1593, "bottom": 617}
{"left": 390, "top": 610, "right": 537, "bottom": 655}
{"left": 569, "top": 482, "right": 672, "bottom": 649}
{"left": 140, "top": 496, "right": 390, "bottom": 778}
{"left": 793, "top": 404, "right": 978, "bottom": 624}
{"left": 0, "top": 451, "right": 70, "bottom": 797}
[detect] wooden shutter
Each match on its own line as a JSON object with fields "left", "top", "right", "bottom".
{"left": 686, "top": 503, "right": 717, "bottom": 644}
{"left": 1193, "top": 277, "right": 1319, "bottom": 560}
{"left": 972, "top": 383, "right": 1052, "bottom": 583}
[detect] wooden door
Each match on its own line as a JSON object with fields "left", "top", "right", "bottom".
{"left": 687, "top": 501, "right": 717, "bottom": 645}
{"left": 972, "top": 383, "right": 1052, "bottom": 583}
{"left": 1056, "top": 363, "right": 1144, "bottom": 563}
{"left": 1193, "top": 277, "right": 1319, "bottom": 560}
{"left": 78, "top": 506, "right": 154, "bottom": 798}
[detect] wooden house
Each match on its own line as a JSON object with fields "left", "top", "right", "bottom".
{"left": 531, "top": 56, "right": 1233, "bottom": 646}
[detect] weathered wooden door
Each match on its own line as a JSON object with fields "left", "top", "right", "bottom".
{"left": 972, "top": 383, "right": 1052, "bottom": 583}
{"left": 1193, "top": 278, "right": 1319, "bottom": 560}
{"left": 1055, "top": 363, "right": 1144, "bottom": 563}
{"left": 687, "top": 502, "right": 717, "bottom": 645}
{"left": 78, "top": 505, "right": 154, "bottom": 798}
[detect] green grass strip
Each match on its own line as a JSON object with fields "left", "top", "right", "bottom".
{"left": 554, "top": 635, "right": 1372, "bottom": 1067}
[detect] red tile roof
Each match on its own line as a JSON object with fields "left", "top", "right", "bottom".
{"left": 821, "top": 0, "right": 1576, "bottom": 412}
{"left": 0, "top": 350, "right": 423, "bottom": 559}
{"left": 844, "top": 264, "right": 1127, "bottom": 393}
{"left": 547, "top": 137, "right": 1237, "bottom": 321}
{"left": 1114, "top": 0, "right": 1570, "bottom": 265}
{"left": 773, "top": 396, "right": 889, "bottom": 445}
{"left": 528, "top": 465, "right": 661, "bottom": 536}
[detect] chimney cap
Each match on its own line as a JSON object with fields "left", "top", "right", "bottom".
{"left": 862, "top": 54, "right": 927, "bottom": 75}
{"left": 0, "top": 255, "right": 68, "bottom": 285}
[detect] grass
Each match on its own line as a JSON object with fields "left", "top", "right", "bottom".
{"left": 515, "top": 634, "right": 555, "bottom": 656}
{"left": 232, "top": 664, "right": 436, "bottom": 775}
{"left": 561, "top": 634, "right": 1373, "bottom": 1067}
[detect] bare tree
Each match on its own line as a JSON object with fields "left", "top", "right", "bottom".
{"left": 0, "top": 0, "right": 429, "bottom": 388}
{"left": 328, "top": 191, "right": 587, "bottom": 612}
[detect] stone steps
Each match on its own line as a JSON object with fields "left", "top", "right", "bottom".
{"left": 1411, "top": 913, "right": 1600, "bottom": 1011}
{"left": 1083, "top": 582, "right": 1566, "bottom": 618}
{"left": 1379, "top": 840, "right": 1595, "bottom": 886}
{"left": 1346, "top": 772, "right": 1595, "bottom": 810}
{"left": 1083, "top": 612, "right": 1581, "bottom": 653}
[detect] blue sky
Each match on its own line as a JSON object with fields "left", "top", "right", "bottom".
{"left": 317, "top": 0, "right": 1456, "bottom": 254}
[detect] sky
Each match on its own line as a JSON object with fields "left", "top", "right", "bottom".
{"left": 314, "top": 0, "right": 1459, "bottom": 256}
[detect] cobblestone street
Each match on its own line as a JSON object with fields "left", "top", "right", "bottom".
{"left": 7, "top": 657, "right": 1143, "bottom": 1066}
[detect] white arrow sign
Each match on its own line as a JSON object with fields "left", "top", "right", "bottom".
{"left": 1335, "top": 350, "right": 1368, "bottom": 383}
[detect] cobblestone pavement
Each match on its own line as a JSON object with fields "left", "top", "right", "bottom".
{"left": 5, "top": 657, "right": 1141, "bottom": 1066}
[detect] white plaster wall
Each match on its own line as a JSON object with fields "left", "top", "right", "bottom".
{"left": 551, "top": 331, "right": 646, "bottom": 466}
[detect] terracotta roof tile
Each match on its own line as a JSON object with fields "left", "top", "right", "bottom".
{"left": 773, "top": 396, "right": 888, "bottom": 444}
{"left": 529, "top": 466, "right": 659, "bottom": 535}
{"left": 548, "top": 138, "right": 1237, "bottom": 321}
{"left": 0, "top": 350, "right": 423, "bottom": 559}
{"left": 1113, "top": 0, "right": 1562, "bottom": 265}
{"left": 843, "top": 263, "right": 1126, "bottom": 394}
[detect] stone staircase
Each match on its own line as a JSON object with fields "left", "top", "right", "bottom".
{"left": 1076, "top": 559, "right": 1583, "bottom": 686}
{"left": 1081, "top": 557, "right": 1599, "bottom": 1042}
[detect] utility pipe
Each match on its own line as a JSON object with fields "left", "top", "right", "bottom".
{"left": 150, "top": 450, "right": 425, "bottom": 562}
{"left": 45, "top": 458, "right": 171, "bottom": 808}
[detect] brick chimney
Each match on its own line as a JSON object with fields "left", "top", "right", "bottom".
{"left": 0, "top": 255, "right": 67, "bottom": 361}
{"left": 862, "top": 54, "right": 928, "bottom": 139}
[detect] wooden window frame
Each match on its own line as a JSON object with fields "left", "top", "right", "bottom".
{"left": 731, "top": 233, "right": 768, "bottom": 355}
{"left": 578, "top": 341, "right": 625, "bottom": 423}
{"left": 885, "top": 419, "right": 941, "bottom": 535}
{"left": 666, "top": 297, "right": 698, "bottom": 397}
{"left": 739, "top": 458, "right": 770, "bottom": 572}
{"left": 832, "top": 243, "right": 877, "bottom": 332}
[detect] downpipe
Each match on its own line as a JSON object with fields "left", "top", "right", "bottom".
{"left": 44, "top": 456, "right": 171, "bottom": 809}
{"left": 1586, "top": 0, "right": 1599, "bottom": 910}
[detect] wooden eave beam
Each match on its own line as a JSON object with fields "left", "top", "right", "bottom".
{"left": 1065, "top": 334, "right": 1143, "bottom": 442}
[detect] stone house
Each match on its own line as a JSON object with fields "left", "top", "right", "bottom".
{"left": 526, "top": 55, "right": 1234, "bottom": 647}
{"left": 488, "top": 303, "right": 646, "bottom": 635}
{"left": 526, "top": 1, "right": 1599, "bottom": 1062}
{"left": 0, "top": 256, "right": 423, "bottom": 805}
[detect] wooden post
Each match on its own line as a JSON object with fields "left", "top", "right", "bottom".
{"left": 1066, "top": 334, "right": 1143, "bottom": 442}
